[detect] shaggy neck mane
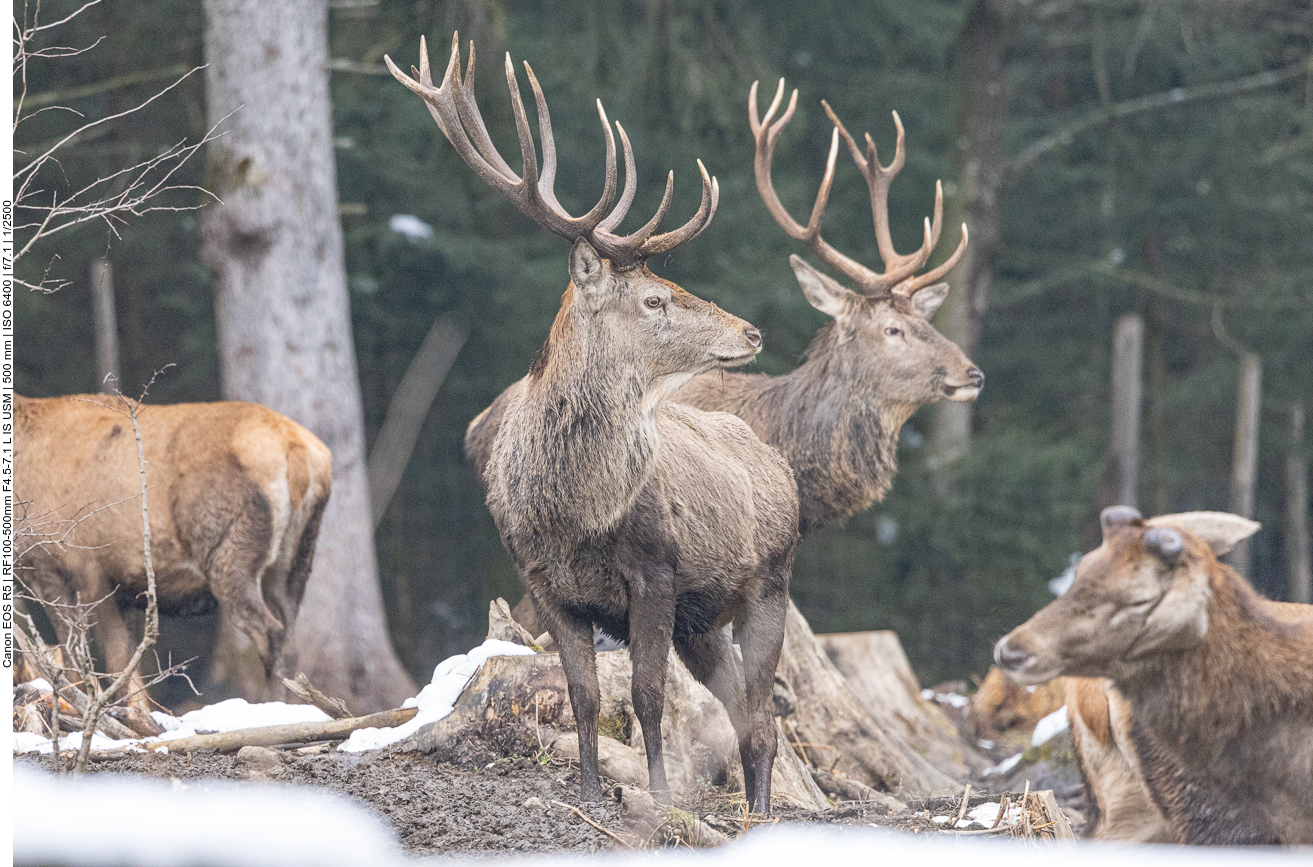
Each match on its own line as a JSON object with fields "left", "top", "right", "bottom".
{"left": 500, "top": 289, "right": 659, "bottom": 541}
{"left": 1121, "top": 559, "right": 1313, "bottom": 751}
{"left": 742, "top": 322, "right": 917, "bottom": 532}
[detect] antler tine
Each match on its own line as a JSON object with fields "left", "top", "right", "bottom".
{"left": 894, "top": 223, "right": 969, "bottom": 296}
{"left": 752, "top": 80, "right": 885, "bottom": 291}
{"left": 385, "top": 36, "right": 519, "bottom": 198}
{"left": 819, "top": 101, "right": 965, "bottom": 296}
{"left": 595, "top": 118, "right": 636, "bottom": 234}
{"left": 503, "top": 54, "right": 542, "bottom": 195}
{"left": 391, "top": 33, "right": 713, "bottom": 263}
{"left": 635, "top": 160, "right": 719, "bottom": 259}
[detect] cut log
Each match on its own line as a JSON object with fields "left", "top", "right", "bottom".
{"left": 818, "top": 630, "right": 985, "bottom": 778}
{"left": 778, "top": 600, "right": 959, "bottom": 797}
{"left": 138, "top": 707, "right": 417, "bottom": 753}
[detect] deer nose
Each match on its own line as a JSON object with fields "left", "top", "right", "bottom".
{"left": 968, "top": 368, "right": 984, "bottom": 387}
{"left": 994, "top": 637, "right": 1034, "bottom": 673}
{"left": 743, "top": 327, "right": 762, "bottom": 348}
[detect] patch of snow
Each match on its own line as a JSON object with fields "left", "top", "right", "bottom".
{"left": 151, "top": 710, "right": 183, "bottom": 731}
{"left": 933, "top": 691, "right": 970, "bottom": 709}
{"left": 340, "top": 638, "right": 536, "bottom": 753}
{"left": 174, "top": 698, "right": 330, "bottom": 733}
{"left": 1031, "top": 705, "right": 1069, "bottom": 747}
{"left": 12, "top": 730, "right": 141, "bottom": 754}
{"left": 959, "top": 800, "right": 1023, "bottom": 829}
{"left": 12, "top": 639, "right": 539, "bottom": 758}
{"left": 388, "top": 213, "right": 433, "bottom": 240}
{"left": 930, "top": 815, "right": 951, "bottom": 824}
{"left": 14, "top": 764, "right": 402, "bottom": 867}
{"left": 976, "top": 739, "right": 994, "bottom": 750}
{"left": 21, "top": 677, "right": 52, "bottom": 691}
{"left": 920, "top": 688, "right": 934, "bottom": 700}
{"left": 982, "top": 752, "right": 1023, "bottom": 777}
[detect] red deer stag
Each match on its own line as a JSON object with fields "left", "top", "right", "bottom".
{"left": 16, "top": 395, "right": 331, "bottom": 705}
{"left": 386, "top": 36, "right": 799, "bottom": 812}
{"left": 997, "top": 507, "right": 1313, "bottom": 844}
{"left": 468, "top": 79, "right": 981, "bottom": 536}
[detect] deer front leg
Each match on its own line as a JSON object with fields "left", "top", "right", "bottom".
{"left": 529, "top": 587, "right": 604, "bottom": 802}
{"left": 736, "top": 586, "right": 788, "bottom": 814}
{"left": 628, "top": 568, "right": 676, "bottom": 805}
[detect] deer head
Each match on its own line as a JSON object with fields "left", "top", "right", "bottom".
{"left": 386, "top": 36, "right": 760, "bottom": 391}
{"left": 994, "top": 507, "right": 1261, "bottom": 685}
{"left": 751, "top": 79, "right": 982, "bottom": 406}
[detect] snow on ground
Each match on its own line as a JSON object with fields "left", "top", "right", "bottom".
{"left": 12, "top": 696, "right": 333, "bottom": 755}
{"left": 982, "top": 751, "right": 1023, "bottom": 777}
{"left": 340, "top": 638, "right": 536, "bottom": 752}
{"left": 12, "top": 639, "right": 535, "bottom": 756}
{"left": 13, "top": 764, "right": 401, "bottom": 867}
{"left": 1031, "top": 704, "right": 1070, "bottom": 747}
{"left": 14, "top": 765, "right": 1313, "bottom": 867}
{"left": 930, "top": 800, "right": 1024, "bottom": 829}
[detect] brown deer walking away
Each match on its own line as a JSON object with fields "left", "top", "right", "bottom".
{"left": 16, "top": 395, "right": 332, "bottom": 706}
{"left": 997, "top": 507, "right": 1313, "bottom": 844}
{"left": 386, "top": 36, "right": 799, "bottom": 811}
{"left": 469, "top": 79, "right": 981, "bottom": 537}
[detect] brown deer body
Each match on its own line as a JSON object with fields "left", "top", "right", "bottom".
{"left": 16, "top": 395, "right": 331, "bottom": 704}
{"left": 997, "top": 508, "right": 1313, "bottom": 844}
{"left": 468, "top": 80, "right": 981, "bottom": 535}
{"left": 387, "top": 37, "right": 799, "bottom": 811}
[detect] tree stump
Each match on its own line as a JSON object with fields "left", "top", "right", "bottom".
{"left": 818, "top": 630, "right": 986, "bottom": 778}
{"left": 777, "top": 600, "right": 959, "bottom": 797}
{"left": 407, "top": 648, "right": 828, "bottom": 810}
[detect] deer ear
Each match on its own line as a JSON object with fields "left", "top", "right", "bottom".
{"left": 569, "top": 238, "right": 608, "bottom": 305}
{"left": 1148, "top": 512, "right": 1261, "bottom": 556}
{"left": 911, "top": 283, "right": 949, "bottom": 319}
{"left": 790, "top": 255, "right": 856, "bottom": 319}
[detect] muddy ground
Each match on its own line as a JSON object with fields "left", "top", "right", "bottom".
{"left": 18, "top": 739, "right": 1085, "bottom": 857}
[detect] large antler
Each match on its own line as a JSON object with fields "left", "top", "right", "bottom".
{"left": 750, "top": 79, "right": 967, "bottom": 298}
{"left": 385, "top": 35, "right": 718, "bottom": 268}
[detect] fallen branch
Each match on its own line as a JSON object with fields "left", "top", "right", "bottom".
{"left": 551, "top": 800, "right": 634, "bottom": 850}
{"left": 282, "top": 672, "right": 351, "bottom": 720}
{"left": 140, "top": 706, "right": 418, "bottom": 754}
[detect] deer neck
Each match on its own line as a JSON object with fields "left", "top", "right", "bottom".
{"left": 499, "top": 310, "right": 665, "bottom": 542}
{"left": 763, "top": 327, "right": 918, "bottom": 529}
{"left": 1119, "top": 568, "right": 1313, "bottom": 756}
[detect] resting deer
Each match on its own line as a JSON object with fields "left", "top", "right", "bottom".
{"left": 469, "top": 80, "right": 981, "bottom": 536}
{"left": 386, "top": 36, "right": 799, "bottom": 811}
{"left": 16, "top": 395, "right": 332, "bottom": 705}
{"left": 997, "top": 507, "right": 1313, "bottom": 844}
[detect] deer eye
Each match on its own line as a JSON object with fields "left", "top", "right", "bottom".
{"left": 884, "top": 326, "right": 903, "bottom": 337}
{"left": 644, "top": 296, "right": 663, "bottom": 310}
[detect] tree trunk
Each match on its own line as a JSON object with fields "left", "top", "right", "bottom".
{"left": 90, "top": 258, "right": 121, "bottom": 393}
{"left": 1109, "top": 314, "right": 1143, "bottom": 509}
{"left": 1225, "top": 353, "right": 1262, "bottom": 578}
{"left": 926, "top": 0, "right": 1009, "bottom": 472}
{"left": 1286, "top": 405, "right": 1311, "bottom": 604}
{"left": 201, "top": 0, "right": 415, "bottom": 711}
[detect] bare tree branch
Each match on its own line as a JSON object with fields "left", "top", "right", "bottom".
{"left": 1006, "top": 61, "right": 1309, "bottom": 183}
